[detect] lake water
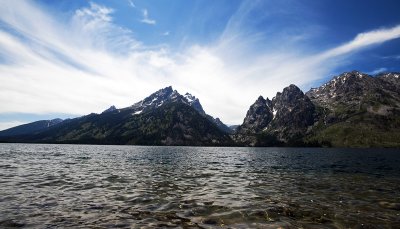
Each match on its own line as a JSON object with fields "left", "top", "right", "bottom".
{"left": 0, "top": 144, "right": 399, "bottom": 228}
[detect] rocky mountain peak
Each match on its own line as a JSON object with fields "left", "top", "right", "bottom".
{"left": 153, "top": 86, "right": 174, "bottom": 100}
{"left": 278, "top": 84, "right": 304, "bottom": 102}
{"left": 184, "top": 92, "right": 205, "bottom": 115}
{"left": 269, "top": 84, "right": 315, "bottom": 140}
{"left": 236, "top": 84, "right": 316, "bottom": 144}
{"left": 128, "top": 86, "right": 229, "bottom": 133}
{"left": 286, "top": 84, "right": 302, "bottom": 92}
{"left": 184, "top": 92, "right": 196, "bottom": 101}
{"left": 272, "top": 84, "right": 309, "bottom": 114}
{"left": 102, "top": 105, "right": 117, "bottom": 114}
{"left": 131, "top": 86, "right": 178, "bottom": 113}
{"left": 378, "top": 72, "right": 400, "bottom": 79}
{"left": 256, "top": 95, "right": 266, "bottom": 103}
{"left": 236, "top": 95, "right": 273, "bottom": 134}
{"left": 305, "top": 71, "right": 378, "bottom": 109}
{"left": 377, "top": 72, "right": 400, "bottom": 90}
{"left": 337, "top": 71, "right": 370, "bottom": 82}
{"left": 159, "top": 86, "right": 173, "bottom": 94}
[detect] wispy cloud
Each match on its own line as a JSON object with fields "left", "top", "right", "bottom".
{"left": 162, "top": 31, "right": 170, "bottom": 36}
{"left": 0, "top": 0, "right": 400, "bottom": 125}
{"left": 320, "top": 25, "right": 400, "bottom": 59}
{"left": 369, "top": 67, "right": 388, "bottom": 75}
{"left": 140, "top": 9, "right": 156, "bottom": 25}
{"left": 382, "top": 55, "right": 400, "bottom": 60}
{"left": 127, "top": 0, "right": 135, "bottom": 8}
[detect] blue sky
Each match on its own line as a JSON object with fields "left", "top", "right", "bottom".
{"left": 0, "top": 0, "right": 400, "bottom": 129}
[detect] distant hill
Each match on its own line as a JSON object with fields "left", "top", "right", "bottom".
{"left": 0, "top": 119, "right": 63, "bottom": 137}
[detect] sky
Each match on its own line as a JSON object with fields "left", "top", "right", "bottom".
{"left": 1, "top": 0, "right": 400, "bottom": 129}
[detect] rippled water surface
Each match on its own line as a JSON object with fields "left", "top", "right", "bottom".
{"left": 1, "top": 144, "right": 400, "bottom": 228}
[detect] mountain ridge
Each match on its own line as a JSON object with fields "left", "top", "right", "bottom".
{"left": 234, "top": 70, "right": 400, "bottom": 147}
{"left": 0, "top": 87, "right": 233, "bottom": 146}
{"left": 1, "top": 71, "right": 399, "bottom": 147}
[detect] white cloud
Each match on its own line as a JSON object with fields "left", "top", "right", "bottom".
{"left": 76, "top": 2, "right": 113, "bottom": 22}
{"left": 0, "top": 0, "right": 399, "bottom": 126}
{"left": 162, "top": 31, "right": 170, "bottom": 36}
{"left": 319, "top": 25, "right": 400, "bottom": 59}
{"left": 140, "top": 9, "right": 156, "bottom": 25}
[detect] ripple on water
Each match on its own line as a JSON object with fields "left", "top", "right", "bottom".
{"left": 0, "top": 144, "right": 400, "bottom": 227}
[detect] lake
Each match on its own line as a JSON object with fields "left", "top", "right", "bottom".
{"left": 0, "top": 144, "right": 399, "bottom": 228}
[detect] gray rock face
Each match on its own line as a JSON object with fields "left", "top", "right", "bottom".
{"left": 301, "top": 71, "right": 400, "bottom": 147}
{"left": 129, "top": 86, "right": 209, "bottom": 115}
{"left": 102, "top": 105, "right": 117, "bottom": 114}
{"left": 306, "top": 71, "right": 400, "bottom": 122}
{"left": 306, "top": 71, "right": 379, "bottom": 110}
{"left": 237, "top": 96, "right": 273, "bottom": 134}
{"left": 128, "top": 86, "right": 230, "bottom": 133}
{"left": 184, "top": 92, "right": 205, "bottom": 115}
{"left": 130, "top": 86, "right": 182, "bottom": 112}
{"left": 377, "top": 72, "right": 400, "bottom": 91}
{"left": 130, "top": 86, "right": 202, "bottom": 113}
{"left": 236, "top": 84, "right": 316, "bottom": 144}
{"left": 268, "top": 84, "right": 315, "bottom": 141}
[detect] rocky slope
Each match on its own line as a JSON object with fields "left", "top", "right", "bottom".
{"left": 305, "top": 71, "right": 400, "bottom": 147}
{"left": 128, "top": 86, "right": 231, "bottom": 133}
{"left": 235, "top": 85, "right": 316, "bottom": 146}
{"left": 236, "top": 96, "right": 273, "bottom": 135}
{"left": 236, "top": 71, "right": 400, "bottom": 147}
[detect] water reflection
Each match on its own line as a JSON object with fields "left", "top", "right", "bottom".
{"left": 0, "top": 144, "right": 399, "bottom": 228}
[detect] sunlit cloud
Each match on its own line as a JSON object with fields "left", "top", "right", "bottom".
{"left": 0, "top": 0, "right": 400, "bottom": 129}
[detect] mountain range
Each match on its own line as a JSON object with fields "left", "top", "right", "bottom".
{"left": 1, "top": 71, "right": 399, "bottom": 147}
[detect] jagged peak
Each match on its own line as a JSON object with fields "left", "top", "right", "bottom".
{"left": 154, "top": 86, "right": 173, "bottom": 96}
{"left": 281, "top": 84, "right": 303, "bottom": 95}
{"left": 102, "top": 105, "right": 117, "bottom": 114}
{"left": 311, "top": 71, "right": 373, "bottom": 92}
{"left": 184, "top": 92, "right": 198, "bottom": 103}
{"left": 287, "top": 84, "right": 301, "bottom": 90}
{"left": 130, "top": 86, "right": 208, "bottom": 115}
{"left": 256, "top": 95, "right": 266, "bottom": 103}
{"left": 378, "top": 72, "right": 400, "bottom": 79}
{"left": 334, "top": 71, "right": 370, "bottom": 81}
